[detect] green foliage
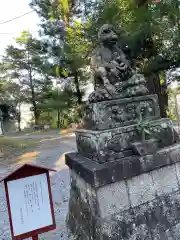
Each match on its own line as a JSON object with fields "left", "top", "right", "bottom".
{"left": 0, "top": 31, "right": 53, "bottom": 124}
{"left": 167, "top": 87, "right": 180, "bottom": 121}
{"left": 84, "top": 0, "right": 180, "bottom": 74}
{"left": 38, "top": 87, "right": 74, "bottom": 110}
{"left": 37, "top": 86, "right": 82, "bottom": 127}
{"left": 30, "top": 0, "right": 90, "bottom": 105}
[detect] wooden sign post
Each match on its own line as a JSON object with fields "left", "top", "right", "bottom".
{"left": 32, "top": 236, "right": 38, "bottom": 240}
{"left": 0, "top": 164, "right": 56, "bottom": 240}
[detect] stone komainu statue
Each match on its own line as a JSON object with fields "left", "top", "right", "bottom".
{"left": 89, "top": 24, "right": 148, "bottom": 103}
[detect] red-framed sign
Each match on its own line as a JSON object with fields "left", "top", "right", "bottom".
{"left": 0, "top": 164, "right": 56, "bottom": 240}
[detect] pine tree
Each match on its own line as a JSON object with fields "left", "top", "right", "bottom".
{"left": 1, "top": 31, "right": 53, "bottom": 124}
{"left": 30, "top": 0, "right": 90, "bottom": 105}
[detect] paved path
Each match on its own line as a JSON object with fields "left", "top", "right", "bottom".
{"left": 0, "top": 134, "right": 76, "bottom": 240}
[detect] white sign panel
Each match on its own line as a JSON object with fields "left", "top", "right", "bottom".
{"left": 7, "top": 173, "right": 53, "bottom": 236}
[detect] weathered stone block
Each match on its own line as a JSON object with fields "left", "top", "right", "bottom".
{"left": 166, "top": 229, "right": 174, "bottom": 240}
{"left": 131, "top": 138, "right": 158, "bottom": 156}
{"left": 66, "top": 144, "right": 180, "bottom": 240}
{"left": 99, "top": 192, "right": 180, "bottom": 239}
{"left": 140, "top": 153, "right": 170, "bottom": 173}
{"left": 151, "top": 165, "right": 178, "bottom": 196}
{"left": 101, "top": 211, "right": 152, "bottom": 239}
{"left": 67, "top": 163, "right": 180, "bottom": 239}
{"left": 169, "top": 145, "right": 180, "bottom": 163}
{"left": 101, "top": 209, "right": 135, "bottom": 240}
{"left": 151, "top": 224, "right": 169, "bottom": 239}
{"left": 163, "top": 192, "right": 180, "bottom": 227}
{"left": 174, "top": 162, "right": 180, "bottom": 186}
{"left": 76, "top": 118, "right": 175, "bottom": 163}
{"left": 171, "top": 223, "right": 180, "bottom": 239}
{"left": 67, "top": 170, "right": 101, "bottom": 240}
{"left": 84, "top": 94, "right": 160, "bottom": 130}
{"left": 97, "top": 181, "right": 130, "bottom": 218}
{"left": 127, "top": 172, "right": 155, "bottom": 207}
{"left": 140, "top": 144, "right": 180, "bottom": 173}
{"left": 66, "top": 145, "right": 180, "bottom": 188}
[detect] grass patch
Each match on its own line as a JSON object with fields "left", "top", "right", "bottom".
{"left": 5, "top": 129, "right": 60, "bottom": 136}
{"left": 0, "top": 136, "right": 38, "bottom": 158}
{"left": 23, "top": 130, "right": 56, "bottom": 135}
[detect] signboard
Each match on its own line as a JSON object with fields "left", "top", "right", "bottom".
{"left": 0, "top": 164, "right": 56, "bottom": 240}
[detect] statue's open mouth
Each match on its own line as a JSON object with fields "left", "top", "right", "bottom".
{"left": 109, "top": 40, "right": 117, "bottom": 44}
{"left": 109, "top": 36, "right": 118, "bottom": 43}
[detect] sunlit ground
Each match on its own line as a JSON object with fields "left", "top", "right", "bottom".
{"left": 0, "top": 131, "right": 75, "bottom": 171}
{"left": 59, "top": 128, "right": 75, "bottom": 135}
{"left": 16, "top": 151, "right": 40, "bottom": 164}
{"left": 54, "top": 153, "right": 66, "bottom": 169}
{"left": 40, "top": 134, "right": 75, "bottom": 143}
{"left": 40, "top": 136, "right": 63, "bottom": 142}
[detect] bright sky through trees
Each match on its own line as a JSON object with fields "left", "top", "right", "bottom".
{"left": 0, "top": 0, "right": 39, "bottom": 55}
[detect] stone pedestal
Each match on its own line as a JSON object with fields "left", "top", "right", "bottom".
{"left": 65, "top": 94, "right": 180, "bottom": 239}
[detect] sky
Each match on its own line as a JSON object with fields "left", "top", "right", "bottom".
{"left": 0, "top": 0, "right": 40, "bottom": 56}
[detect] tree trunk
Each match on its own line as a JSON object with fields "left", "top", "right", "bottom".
{"left": 146, "top": 73, "right": 168, "bottom": 117}
{"left": 27, "top": 50, "right": 39, "bottom": 125}
{"left": 63, "top": 4, "right": 82, "bottom": 106}
{"left": 136, "top": 0, "right": 148, "bottom": 7}
{"left": 18, "top": 121, "right": 21, "bottom": 132}
{"left": 57, "top": 108, "right": 60, "bottom": 128}
{"left": 17, "top": 104, "right": 21, "bottom": 132}
{"left": 32, "top": 103, "right": 39, "bottom": 125}
{"left": 74, "top": 70, "right": 82, "bottom": 104}
{"left": 1, "top": 121, "right": 4, "bottom": 135}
